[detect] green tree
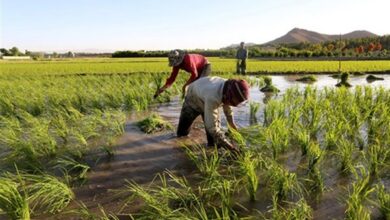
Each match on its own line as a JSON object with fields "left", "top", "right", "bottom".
{"left": 9, "top": 47, "right": 21, "bottom": 56}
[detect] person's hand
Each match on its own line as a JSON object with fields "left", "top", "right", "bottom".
{"left": 153, "top": 87, "right": 164, "bottom": 99}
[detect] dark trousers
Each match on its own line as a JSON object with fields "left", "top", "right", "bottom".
{"left": 236, "top": 59, "right": 246, "bottom": 75}
{"left": 199, "top": 63, "right": 211, "bottom": 78}
{"left": 177, "top": 101, "right": 215, "bottom": 146}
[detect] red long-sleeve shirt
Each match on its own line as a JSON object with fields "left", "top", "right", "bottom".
{"left": 164, "top": 54, "right": 208, "bottom": 87}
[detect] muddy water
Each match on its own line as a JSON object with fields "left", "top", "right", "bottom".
{"left": 66, "top": 74, "right": 389, "bottom": 219}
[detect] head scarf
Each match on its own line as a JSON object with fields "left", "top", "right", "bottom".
{"left": 223, "top": 79, "right": 250, "bottom": 104}
{"left": 168, "top": 50, "right": 186, "bottom": 67}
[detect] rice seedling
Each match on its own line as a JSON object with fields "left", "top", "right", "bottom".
{"left": 23, "top": 174, "right": 74, "bottom": 214}
{"left": 375, "top": 184, "right": 390, "bottom": 219}
{"left": 267, "top": 162, "right": 301, "bottom": 201}
{"left": 137, "top": 113, "right": 173, "bottom": 134}
{"left": 336, "top": 138, "right": 355, "bottom": 173}
{"left": 54, "top": 156, "right": 90, "bottom": 181}
{"left": 295, "top": 75, "right": 317, "bottom": 82}
{"left": 182, "top": 144, "right": 221, "bottom": 181}
{"left": 265, "top": 118, "right": 289, "bottom": 159}
{"left": 249, "top": 101, "right": 260, "bottom": 124}
{"left": 364, "top": 140, "right": 389, "bottom": 177}
{"left": 345, "top": 167, "right": 375, "bottom": 220}
{"left": 227, "top": 126, "right": 246, "bottom": 149}
{"left": 295, "top": 129, "right": 310, "bottom": 156}
{"left": 122, "top": 179, "right": 187, "bottom": 219}
{"left": 366, "top": 74, "right": 384, "bottom": 81}
{"left": 70, "top": 202, "right": 120, "bottom": 220}
{"left": 335, "top": 72, "right": 352, "bottom": 87}
{"left": 263, "top": 99, "right": 285, "bottom": 126}
{"left": 0, "top": 177, "right": 30, "bottom": 220}
{"left": 237, "top": 151, "right": 260, "bottom": 201}
{"left": 260, "top": 76, "right": 280, "bottom": 93}
{"left": 305, "top": 142, "right": 324, "bottom": 193}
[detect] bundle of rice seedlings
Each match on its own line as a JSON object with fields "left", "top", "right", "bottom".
{"left": 137, "top": 113, "right": 173, "bottom": 134}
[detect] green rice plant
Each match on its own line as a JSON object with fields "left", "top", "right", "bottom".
{"left": 182, "top": 144, "right": 221, "bottom": 181}
{"left": 212, "top": 179, "right": 238, "bottom": 211}
{"left": 375, "top": 184, "right": 390, "bottom": 219}
{"left": 336, "top": 138, "right": 355, "bottom": 173}
{"left": 263, "top": 99, "right": 285, "bottom": 126}
{"left": 285, "top": 199, "right": 313, "bottom": 220}
{"left": 265, "top": 118, "right": 289, "bottom": 159}
{"left": 335, "top": 72, "right": 352, "bottom": 87}
{"left": 237, "top": 151, "right": 260, "bottom": 201}
{"left": 0, "top": 177, "right": 30, "bottom": 220}
{"left": 296, "top": 75, "right": 317, "bottom": 82}
{"left": 23, "top": 174, "right": 74, "bottom": 214}
{"left": 307, "top": 141, "right": 323, "bottom": 172}
{"left": 260, "top": 76, "right": 279, "bottom": 93}
{"left": 227, "top": 127, "right": 246, "bottom": 149}
{"left": 345, "top": 167, "right": 375, "bottom": 220}
{"left": 70, "top": 202, "right": 120, "bottom": 220}
{"left": 249, "top": 101, "right": 260, "bottom": 124}
{"left": 295, "top": 129, "right": 310, "bottom": 156}
{"left": 122, "top": 180, "right": 184, "bottom": 219}
{"left": 305, "top": 142, "right": 324, "bottom": 193}
{"left": 365, "top": 140, "right": 390, "bottom": 176}
{"left": 267, "top": 162, "right": 301, "bottom": 201}
{"left": 300, "top": 92, "right": 322, "bottom": 138}
{"left": 54, "top": 156, "right": 90, "bottom": 181}
{"left": 137, "top": 113, "right": 173, "bottom": 134}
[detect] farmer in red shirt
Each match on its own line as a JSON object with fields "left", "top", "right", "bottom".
{"left": 154, "top": 50, "right": 211, "bottom": 98}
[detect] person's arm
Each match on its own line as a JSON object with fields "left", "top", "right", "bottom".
{"left": 204, "top": 101, "right": 238, "bottom": 152}
{"left": 181, "top": 62, "right": 198, "bottom": 96}
{"left": 223, "top": 105, "right": 237, "bottom": 130}
{"left": 154, "top": 67, "right": 179, "bottom": 98}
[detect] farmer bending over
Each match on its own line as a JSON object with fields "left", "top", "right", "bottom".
{"left": 177, "top": 76, "right": 250, "bottom": 153}
{"left": 154, "top": 50, "right": 211, "bottom": 98}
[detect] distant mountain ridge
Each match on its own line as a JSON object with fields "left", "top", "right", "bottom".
{"left": 265, "top": 28, "right": 378, "bottom": 45}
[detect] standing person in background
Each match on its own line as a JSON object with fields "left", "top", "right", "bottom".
{"left": 154, "top": 50, "right": 211, "bottom": 99}
{"left": 236, "top": 42, "right": 248, "bottom": 75}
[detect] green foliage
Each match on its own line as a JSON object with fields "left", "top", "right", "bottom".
{"left": 137, "top": 113, "right": 173, "bottom": 134}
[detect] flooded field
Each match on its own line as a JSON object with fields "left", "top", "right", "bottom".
{"left": 61, "top": 74, "right": 390, "bottom": 220}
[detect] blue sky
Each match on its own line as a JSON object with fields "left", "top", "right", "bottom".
{"left": 1, "top": 0, "right": 389, "bottom": 52}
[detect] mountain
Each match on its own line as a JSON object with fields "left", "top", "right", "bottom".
{"left": 264, "top": 28, "right": 378, "bottom": 45}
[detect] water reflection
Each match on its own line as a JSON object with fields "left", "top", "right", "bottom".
{"left": 155, "top": 74, "right": 390, "bottom": 128}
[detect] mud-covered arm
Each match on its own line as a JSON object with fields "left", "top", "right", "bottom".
{"left": 204, "top": 101, "right": 235, "bottom": 150}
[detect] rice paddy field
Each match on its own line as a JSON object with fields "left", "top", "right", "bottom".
{"left": 0, "top": 57, "right": 390, "bottom": 220}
